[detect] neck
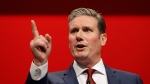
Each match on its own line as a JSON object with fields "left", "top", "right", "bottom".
{"left": 75, "top": 57, "right": 101, "bottom": 68}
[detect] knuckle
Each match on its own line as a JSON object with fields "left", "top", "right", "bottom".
{"left": 39, "top": 35, "right": 42, "bottom": 37}
{"left": 30, "top": 40, "right": 34, "bottom": 46}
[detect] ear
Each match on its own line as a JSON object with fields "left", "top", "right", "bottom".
{"left": 69, "top": 44, "right": 70, "bottom": 48}
{"left": 100, "top": 33, "right": 107, "bottom": 46}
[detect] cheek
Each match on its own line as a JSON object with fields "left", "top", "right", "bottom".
{"left": 69, "top": 35, "right": 76, "bottom": 45}
{"left": 86, "top": 35, "right": 99, "bottom": 43}
{"left": 69, "top": 37, "right": 76, "bottom": 55}
{"left": 87, "top": 37, "right": 101, "bottom": 48}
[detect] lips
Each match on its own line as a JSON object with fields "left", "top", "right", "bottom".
{"left": 75, "top": 44, "right": 86, "bottom": 50}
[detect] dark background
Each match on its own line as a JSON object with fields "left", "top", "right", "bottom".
{"left": 0, "top": 0, "right": 150, "bottom": 14}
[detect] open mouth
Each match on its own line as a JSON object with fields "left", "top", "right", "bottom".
{"left": 76, "top": 44, "right": 86, "bottom": 48}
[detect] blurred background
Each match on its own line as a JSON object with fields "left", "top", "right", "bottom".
{"left": 0, "top": 0, "right": 150, "bottom": 84}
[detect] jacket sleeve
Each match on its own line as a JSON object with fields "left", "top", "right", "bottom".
{"left": 25, "top": 72, "right": 49, "bottom": 84}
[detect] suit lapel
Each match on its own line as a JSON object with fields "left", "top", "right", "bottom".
{"left": 62, "top": 63, "right": 79, "bottom": 84}
{"left": 62, "top": 63, "right": 120, "bottom": 84}
{"left": 105, "top": 64, "right": 120, "bottom": 84}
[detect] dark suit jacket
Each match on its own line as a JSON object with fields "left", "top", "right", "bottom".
{"left": 25, "top": 64, "right": 143, "bottom": 84}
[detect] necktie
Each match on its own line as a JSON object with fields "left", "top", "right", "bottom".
{"left": 85, "top": 69, "right": 96, "bottom": 84}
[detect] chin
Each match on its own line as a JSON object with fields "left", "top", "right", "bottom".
{"left": 74, "top": 55, "right": 88, "bottom": 60}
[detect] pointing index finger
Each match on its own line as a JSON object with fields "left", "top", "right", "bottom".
{"left": 31, "top": 20, "right": 39, "bottom": 38}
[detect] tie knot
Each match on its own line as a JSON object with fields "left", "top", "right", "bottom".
{"left": 85, "top": 69, "right": 95, "bottom": 76}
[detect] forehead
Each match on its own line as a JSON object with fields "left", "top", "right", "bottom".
{"left": 69, "top": 15, "right": 97, "bottom": 28}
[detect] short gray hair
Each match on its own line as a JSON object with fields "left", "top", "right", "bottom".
{"left": 68, "top": 8, "right": 106, "bottom": 34}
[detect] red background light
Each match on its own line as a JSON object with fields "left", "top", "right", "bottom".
{"left": 0, "top": 15, "right": 149, "bottom": 83}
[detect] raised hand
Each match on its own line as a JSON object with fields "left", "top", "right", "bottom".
{"left": 30, "top": 20, "right": 52, "bottom": 66}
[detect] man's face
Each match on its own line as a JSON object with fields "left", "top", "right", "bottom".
{"left": 69, "top": 15, "right": 107, "bottom": 61}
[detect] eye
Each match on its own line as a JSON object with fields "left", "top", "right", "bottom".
{"left": 84, "top": 28, "right": 92, "bottom": 32}
{"left": 70, "top": 28, "right": 78, "bottom": 33}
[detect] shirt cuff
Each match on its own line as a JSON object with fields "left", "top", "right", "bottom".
{"left": 30, "top": 61, "right": 48, "bottom": 80}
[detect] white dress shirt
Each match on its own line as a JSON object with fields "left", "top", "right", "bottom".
{"left": 30, "top": 61, "right": 48, "bottom": 80}
{"left": 30, "top": 59, "right": 108, "bottom": 84}
{"left": 73, "top": 59, "right": 108, "bottom": 84}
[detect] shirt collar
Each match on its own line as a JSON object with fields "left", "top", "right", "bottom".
{"left": 73, "top": 59, "right": 106, "bottom": 77}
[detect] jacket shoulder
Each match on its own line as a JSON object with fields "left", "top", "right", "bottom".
{"left": 112, "top": 68, "right": 137, "bottom": 76}
{"left": 110, "top": 68, "right": 143, "bottom": 84}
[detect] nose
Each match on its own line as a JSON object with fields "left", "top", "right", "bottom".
{"left": 76, "top": 30, "right": 83, "bottom": 41}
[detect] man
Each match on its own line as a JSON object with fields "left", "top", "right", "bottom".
{"left": 26, "top": 8, "right": 143, "bottom": 84}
